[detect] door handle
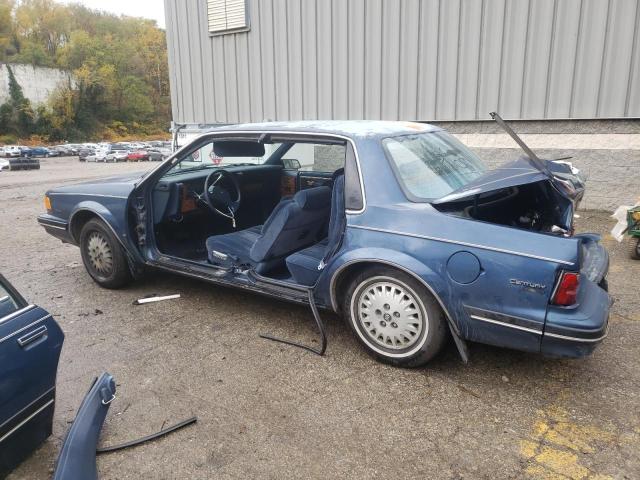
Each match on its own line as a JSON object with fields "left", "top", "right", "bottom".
{"left": 17, "top": 325, "right": 47, "bottom": 347}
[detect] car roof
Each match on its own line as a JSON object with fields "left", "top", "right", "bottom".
{"left": 210, "top": 120, "right": 442, "bottom": 139}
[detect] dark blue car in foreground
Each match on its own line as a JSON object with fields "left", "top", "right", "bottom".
{"left": 37, "top": 119, "right": 610, "bottom": 367}
{"left": 0, "top": 274, "right": 64, "bottom": 477}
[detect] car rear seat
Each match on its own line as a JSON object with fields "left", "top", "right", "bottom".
{"left": 285, "top": 171, "right": 345, "bottom": 285}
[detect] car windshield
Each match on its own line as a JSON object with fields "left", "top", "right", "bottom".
{"left": 166, "top": 141, "right": 281, "bottom": 174}
{"left": 382, "top": 131, "right": 487, "bottom": 201}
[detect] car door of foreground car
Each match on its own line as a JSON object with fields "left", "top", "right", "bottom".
{"left": 0, "top": 275, "right": 64, "bottom": 477}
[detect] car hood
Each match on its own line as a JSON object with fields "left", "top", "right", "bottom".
{"left": 433, "top": 156, "right": 584, "bottom": 205}
{"left": 49, "top": 172, "right": 146, "bottom": 197}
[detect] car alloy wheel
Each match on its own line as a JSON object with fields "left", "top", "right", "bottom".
{"left": 86, "top": 231, "right": 114, "bottom": 275}
{"left": 352, "top": 276, "right": 427, "bottom": 354}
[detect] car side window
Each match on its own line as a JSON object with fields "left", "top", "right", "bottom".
{"left": 0, "top": 282, "right": 21, "bottom": 320}
{"left": 283, "top": 143, "right": 346, "bottom": 172}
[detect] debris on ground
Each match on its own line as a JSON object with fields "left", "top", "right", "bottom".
{"left": 133, "top": 294, "right": 181, "bottom": 305}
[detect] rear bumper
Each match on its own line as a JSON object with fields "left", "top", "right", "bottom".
{"left": 37, "top": 214, "right": 74, "bottom": 243}
{"left": 541, "top": 278, "right": 611, "bottom": 358}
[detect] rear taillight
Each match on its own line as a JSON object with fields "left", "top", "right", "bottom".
{"left": 551, "top": 271, "right": 580, "bottom": 306}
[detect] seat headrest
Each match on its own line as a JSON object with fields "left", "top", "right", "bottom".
{"left": 293, "top": 186, "right": 331, "bottom": 210}
{"left": 332, "top": 168, "right": 345, "bottom": 181}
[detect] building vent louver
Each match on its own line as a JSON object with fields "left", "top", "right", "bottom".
{"left": 207, "top": 0, "right": 249, "bottom": 34}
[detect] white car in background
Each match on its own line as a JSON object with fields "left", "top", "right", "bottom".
{"left": 1, "top": 146, "right": 22, "bottom": 157}
{"left": 86, "top": 147, "right": 109, "bottom": 162}
{"left": 105, "top": 147, "right": 129, "bottom": 162}
{"left": 0, "top": 158, "right": 9, "bottom": 170}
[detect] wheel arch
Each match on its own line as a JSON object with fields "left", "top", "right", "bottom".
{"left": 326, "top": 251, "right": 460, "bottom": 336}
{"left": 69, "top": 204, "right": 143, "bottom": 278}
{"left": 69, "top": 203, "right": 127, "bottom": 252}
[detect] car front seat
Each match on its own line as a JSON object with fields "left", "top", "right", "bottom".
{"left": 206, "top": 186, "right": 332, "bottom": 273}
{"left": 285, "top": 171, "right": 345, "bottom": 285}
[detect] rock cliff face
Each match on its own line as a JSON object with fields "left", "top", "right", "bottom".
{"left": 0, "top": 63, "right": 72, "bottom": 105}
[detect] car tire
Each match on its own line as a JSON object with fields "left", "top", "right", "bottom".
{"left": 629, "top": 237, "right": 640, "bottom": 260}
{"left": 343, "top": 266, "right": 448, "bottom": 368}
{"left": 79, "top": 219, "right": 132, "bottom": 289}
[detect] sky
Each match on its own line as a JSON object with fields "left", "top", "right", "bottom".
{"left": 57, "top": 0, "right": 166, "bottom": 28}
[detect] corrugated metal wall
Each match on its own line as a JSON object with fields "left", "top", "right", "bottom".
{"left": 164, "top": 0, "right": 640, "bottom": 124}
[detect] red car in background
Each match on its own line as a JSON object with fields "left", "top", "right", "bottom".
{"left": 127, "top": 149, "right": 150, "bottom": 161}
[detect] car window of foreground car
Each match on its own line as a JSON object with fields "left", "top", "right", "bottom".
{"left": 382, "top": 131, "right": 487, "bottom": 201}
{"left": 165, "top": 141, "right": 283, "bottom": 175}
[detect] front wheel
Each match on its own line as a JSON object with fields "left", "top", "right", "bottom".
{"left": 79, "top": 219, "right": 132, "bottom": 289}
{"left": 343, "top": 266, "right": 448, "bottom": 368}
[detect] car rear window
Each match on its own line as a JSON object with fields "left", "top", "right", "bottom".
{"left": 382, "top": 131, "right": 487, "bottom": 201}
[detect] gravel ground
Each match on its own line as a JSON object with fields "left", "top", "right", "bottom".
{"left": 1, "top": 156, "right": 639, "bottom": 480}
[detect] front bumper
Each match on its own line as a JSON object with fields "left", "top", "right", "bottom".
{"left": 37, "top": 214, "right": 74, "bottom": 243}
{"left": 541, "top": 278, "right": 611, "bottom": 358}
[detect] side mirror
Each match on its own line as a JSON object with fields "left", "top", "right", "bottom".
{"left": 282, "top": 158, "right": 301, "bottom": 170}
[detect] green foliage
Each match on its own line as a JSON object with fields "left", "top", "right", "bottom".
{"left": 0, "top": 0, "right": 170, "bottom": 141}
{"left": 0, "top": 64, "right": 35, "bottom": 137}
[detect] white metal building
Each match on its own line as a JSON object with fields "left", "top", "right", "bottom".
{"left": 164, "top": 0, "right": 640, "bottom": 126}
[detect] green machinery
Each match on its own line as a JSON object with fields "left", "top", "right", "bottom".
{"left": 627, "top": 206, "right": 640, "bottom": 259}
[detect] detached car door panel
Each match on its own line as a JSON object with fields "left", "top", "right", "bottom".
{"left": 0, "top": 276, "right": 64, "bottom": 477}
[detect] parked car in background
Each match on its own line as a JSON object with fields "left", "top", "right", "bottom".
{"left": 63, "top": 144, "right": 80, "bottom": 155}
{"left": 1, "top": 146, "right": 22, "bottom": 157}
{"left": 78, "top": 147, "right": 95, "bottom": 162}
{"left": 29, "top": 146, "right": 57, "bottom": 157}
{"left": 0, "top": 273, "right": 64, "bottom": 477}
{"left": 52, "top": 146, "right": 69, "bottom": 156}
{"left": 54, "top": 145, "right": 76, "bottom": 156}
{"left": 127, "top": 149, "right": 149, "bottom": 161}
{"left": 0, "top": 158, "right": 9, "bottom": 170}
{"left": 146, "top": 147, "right": 171, "bottom": 161}
{"left": 105, "top": 145, "right": 129, "bottom": 162}
{"left": 37, "top": 119, "right": 611, "bottom": 367}
{"left": 86, "top": 146, "right": 109, "bottom": 162}
{"left": 18, "top": 146, "right": 32, "bottom": 156}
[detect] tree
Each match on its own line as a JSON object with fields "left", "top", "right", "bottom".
{"left": 0, "top": 0, "right": 16, "bottom": 60}
{"left": 1, "top": 1, "right": 171, "bottom": 141}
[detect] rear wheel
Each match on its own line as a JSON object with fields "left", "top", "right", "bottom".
{"left": 629, "top": 237, "right": 640, "bottom": 260}
{"left": 79, "top": 219, "right": 132, "bottom": 289}
{"left": 343, "top": 266, "right": 448, "bottom": 367}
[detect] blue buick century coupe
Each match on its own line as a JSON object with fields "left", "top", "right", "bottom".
{"left": 37, "top": 119, "right": 610, "bottom": 367}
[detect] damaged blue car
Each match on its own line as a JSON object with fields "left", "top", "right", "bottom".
{"left": 37, "top": 116, "right": 610, "bottom": 367}
{"left": 0, "top": 274, "right": 64, "bottom": 477}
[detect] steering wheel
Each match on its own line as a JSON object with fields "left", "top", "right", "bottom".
{"left": 203, "top": 169, "right": 242, "bottom": 227}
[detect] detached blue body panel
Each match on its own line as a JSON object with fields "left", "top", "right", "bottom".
{"left": 53, "top": 373, "right": 116, "bottom": 480}
{"left": 37, "top": 121, "right": 611, "bottom": 359}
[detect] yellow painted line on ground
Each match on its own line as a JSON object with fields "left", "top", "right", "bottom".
{"left": 520, "top": 401, "right": 619, "bottom": 479}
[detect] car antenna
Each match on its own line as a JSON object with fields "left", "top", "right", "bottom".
{"left": 489, "top": 112, "right": 551, "bottom": 176}
{"left": 259, "top": 289, "right": 327, "bottom": 356}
